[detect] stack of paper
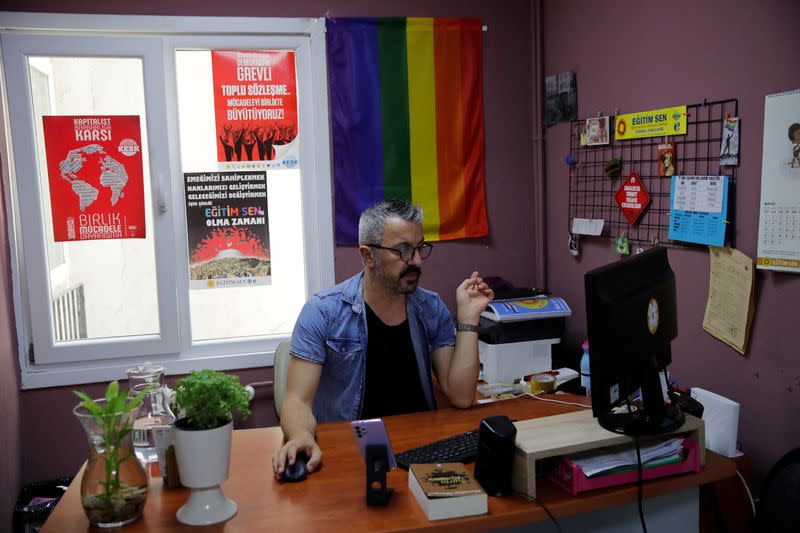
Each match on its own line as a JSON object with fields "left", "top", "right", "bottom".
{"left": 567, "top": 437, "right": 684, "bottom": 478}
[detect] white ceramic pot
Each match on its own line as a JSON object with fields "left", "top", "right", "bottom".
{"left": 173, "top": 420, "right": 237, "bottom": 526}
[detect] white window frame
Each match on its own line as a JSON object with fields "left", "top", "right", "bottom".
{"left": 0, "top": 12, "right": 335, "bottom": 389}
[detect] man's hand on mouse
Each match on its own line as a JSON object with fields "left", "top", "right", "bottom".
{"left": 272, "top": 432, "right": 322, "bottom": 480}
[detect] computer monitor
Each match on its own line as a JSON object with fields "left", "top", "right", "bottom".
{"left": 584, "top": 246, "right": 685, "bottom": 435}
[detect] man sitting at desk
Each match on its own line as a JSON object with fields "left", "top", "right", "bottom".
{"left": 272, "top": 200, "right": 494, "bottom": 479}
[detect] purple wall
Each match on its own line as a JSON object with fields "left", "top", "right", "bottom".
{"left": 543, "top": 0, "right": 800, "bottom": 487}
{"left": 0, "top": 0, "right": 536, "bottom": 497}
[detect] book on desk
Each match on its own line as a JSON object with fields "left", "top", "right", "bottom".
{"left": 408, "top": 463, "right": 487, "bottom": 521}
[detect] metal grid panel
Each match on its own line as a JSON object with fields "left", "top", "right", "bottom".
{"left": 568, "top": 98, "right": 739, "bottom": 247}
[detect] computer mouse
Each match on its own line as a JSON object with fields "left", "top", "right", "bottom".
{"left": 282, "top": 452, "right": 309, "bottom": 482}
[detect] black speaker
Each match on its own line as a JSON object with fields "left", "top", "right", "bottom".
{"left": 473, "top": 415, "right": 517, "bottom": 497}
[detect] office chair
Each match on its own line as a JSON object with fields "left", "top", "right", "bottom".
{"left": 757, "top": 447, "right": 800, "bottom": 533}
{"left": 273, "top": 337, "right": 292, "bottom": 420}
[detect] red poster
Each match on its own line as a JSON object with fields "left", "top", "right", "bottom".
{"left": 614, "top": 171, "right": 651, "bottom": 224}
{"left": 211, "top": 50, "right": 299, "bottom": 170}
{"left": 42, "top": 115, "right": 146, "bottom": 242}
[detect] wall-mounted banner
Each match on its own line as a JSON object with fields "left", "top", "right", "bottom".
{"left": 42, "top": 115, "right": 146, "bottom": 242}
{"left": 211, "top": 50, "right": 299, "bottom": 171}
{"left": 184, "top": 171, "right": 271, "bottom": 289}
{"left": 614, "top": 105, "right": 687, "bottom": 141}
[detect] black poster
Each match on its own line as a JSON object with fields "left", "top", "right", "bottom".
{"left": 544, "top": 71, "right": 577, "bottom": 126}
{"left": 184, "top": 171, "right": 271, "bottom": 289}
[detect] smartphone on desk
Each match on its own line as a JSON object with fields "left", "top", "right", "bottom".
{"left": 351, "top": 418, "right": 397, "bottom": 470}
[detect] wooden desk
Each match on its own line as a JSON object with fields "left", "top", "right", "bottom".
{"left": 42, "top": 395, "right": 737, "bottom": 532}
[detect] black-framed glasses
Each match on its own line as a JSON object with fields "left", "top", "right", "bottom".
{"left": 367, "top": 242, "right": 433, "bottom": 262}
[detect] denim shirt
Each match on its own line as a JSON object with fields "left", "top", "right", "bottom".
{"left": 289, "top": 272, "right": 456, "bottom": 423}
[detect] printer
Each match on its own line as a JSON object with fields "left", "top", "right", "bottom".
{"left": 477, "top": 296, "right": 571, "bottom": 384}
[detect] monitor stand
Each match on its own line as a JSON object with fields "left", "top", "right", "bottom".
{"left": 598, "top": 403, "right": 685, "bottom": 435}
{"left": 598, "top": 366, "right": 685, "bottom": 435}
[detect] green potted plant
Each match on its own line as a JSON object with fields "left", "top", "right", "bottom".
{"left": 171, "top": 369, "right": 250, "bottom": 526}
{"left": 73, "top": 381, "right": 152, "bottom": 528}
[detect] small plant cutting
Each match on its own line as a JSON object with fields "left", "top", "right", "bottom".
{"left": 171, "top": 369, "right": 251, "bottom": 525}
{"left": 173, "top": 369, "right": 251, "bottom": 429}
{"left": 73, "top": 381, "right": 152, "bottom": 527}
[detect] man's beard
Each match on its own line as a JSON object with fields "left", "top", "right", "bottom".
{"left": 374, "top": 258, "right": 422, "bottom": 294}
{"left": 396, "top": 265, "right": 422, "bottom": 294}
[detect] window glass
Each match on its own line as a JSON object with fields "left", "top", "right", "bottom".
{"left": 2, "top": 18, "right": 334, "bottom": 388}
{"left": 175, "top": 50, "right": 307, "bottom": 341}
{"left": 28, "top": 56, "right": 160, "bottom": 340}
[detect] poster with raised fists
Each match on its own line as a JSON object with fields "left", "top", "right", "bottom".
{"left": 211, "top": 50, "right": 299, "bottom": 171}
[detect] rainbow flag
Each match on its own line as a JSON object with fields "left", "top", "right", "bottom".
{"left": 326, "top": 18, "right": 488, "bottom": 245}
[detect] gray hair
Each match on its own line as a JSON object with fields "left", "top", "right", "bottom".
{"left": 358, "top": 200, "right": 423, "bottom": 246}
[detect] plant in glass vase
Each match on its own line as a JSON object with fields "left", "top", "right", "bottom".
{"left": 73, "top": 381, "right": 152, "bottom": 528}
{"left": 171, "top": 369, "right": 250, "bottom": 526}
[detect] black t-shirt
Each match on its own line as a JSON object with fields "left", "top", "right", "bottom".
{"left": 360, "top": 304, "right": 430, "bottom": 419}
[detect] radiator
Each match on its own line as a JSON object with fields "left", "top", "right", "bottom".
{"left": 52, "top": 284, "right": 87, "bottom": 341}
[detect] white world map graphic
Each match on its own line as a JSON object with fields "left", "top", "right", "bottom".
{"left": 58, "top": 144, "right": 129, "bottom": 211}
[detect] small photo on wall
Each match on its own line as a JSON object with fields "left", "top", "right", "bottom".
{"left": 586, "top": 116, "right": 610, "bottom": 146}
{"left": 658, "top": 142, "right": 676, "bottom": 176}
{"left": 719, "top": 117, "right": 740, "bottom": 166}
{"left": 789, "top": 122, "right": 800, "bottom": 170}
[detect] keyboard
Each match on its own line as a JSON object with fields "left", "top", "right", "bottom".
{"left": 394, "top": 428, "right": 480, "bottom": 470}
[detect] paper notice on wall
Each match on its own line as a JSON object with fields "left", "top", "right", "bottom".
{"left": 669, "top": 175, "right": 729, "bottom": 247}
{"left": 702, "top": 246, "right": 755, "bottom": 355}
{"left": 571, "top": 218, "right": 604, "bottom": 236}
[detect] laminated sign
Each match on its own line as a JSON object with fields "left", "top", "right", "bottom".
{"left": 42, "top": 115, "right": 146, "bottom": 242}
{"left": 615, "top": 171, "right": 651, "bottom": 224}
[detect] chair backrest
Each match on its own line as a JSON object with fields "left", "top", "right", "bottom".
{"left": 758, "top": 447, "right": 800, "bottom": 532}
{"left": 273, "top": 338, "right": 292, "bottom": 419}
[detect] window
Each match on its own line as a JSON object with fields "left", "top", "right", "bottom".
{"left": 1, "top": 14, "right": 334, "bottom": 388}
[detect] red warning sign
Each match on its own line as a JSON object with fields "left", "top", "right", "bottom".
{"left": 614, "top": 171, "right": 650, "bottom": 224}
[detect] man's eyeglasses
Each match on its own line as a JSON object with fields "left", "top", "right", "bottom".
{"left": 367, "top": 242, "right": 433, "bottom": 263}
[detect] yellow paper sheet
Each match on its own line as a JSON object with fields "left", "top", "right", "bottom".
{"left": 702, "top": 246, "right": 756, "bottom": 354}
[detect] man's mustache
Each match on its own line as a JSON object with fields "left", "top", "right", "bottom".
{"left": 400, "top": 265, "right": 422, "bottom": 278}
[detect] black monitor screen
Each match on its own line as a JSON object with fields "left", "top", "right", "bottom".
{"left": 584, "top": 246, "right": 684, "bottom": 435}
